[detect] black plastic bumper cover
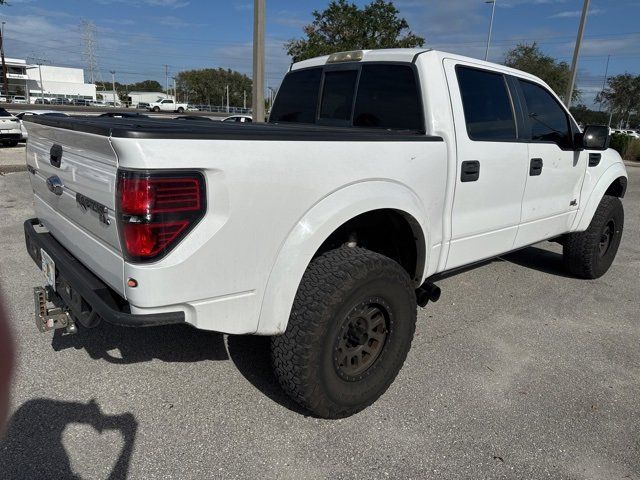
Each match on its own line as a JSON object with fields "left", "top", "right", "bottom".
{"left": 24, "top": 218, "right": 185, "bottom": 328}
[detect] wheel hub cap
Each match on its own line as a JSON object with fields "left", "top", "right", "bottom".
{"left": 599, "top": 221, "right": 615, "bottom": 257}
{"left": 334, "top": 298, "right": 390, "bottom": 381}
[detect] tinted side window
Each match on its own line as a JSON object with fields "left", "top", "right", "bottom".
{"left": 353, "top": 64, "right": 422, "bottom": 130}
{"left": 270, "top": 68, "right": 322, "bottom": 123}
{"left": 518, "top": 80, "right": 571, "bottom": 147}
{"left": 319, "top": 70, "right": 358, "bottom": 122}
{"left": 456, "top": 67, "right": 516, "bottom": 141}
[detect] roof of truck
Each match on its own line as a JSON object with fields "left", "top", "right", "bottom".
{"left": 291, "top": 48, "right": 543, "bottom": 84}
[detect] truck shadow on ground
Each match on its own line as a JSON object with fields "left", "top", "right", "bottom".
{"left": 500, "top": 245, "right": 575, "bottom": 279}
{"left": 50, "top": 324, "right": 306, "bottom": 414}
{"left": 51, "top": 323, "right": 229, "bottom": 364}
{"left": 0, "top": 398, "right": 137, "bottom": 480}
{"left": 226, "top": 335, "right": 309, "bottom": 415}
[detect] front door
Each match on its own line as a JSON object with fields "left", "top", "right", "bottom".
{"left": 512, "top": 78, "right": 587, "bottom": 248}
{"left": 444, "top": 61, "right": 529, "bottom": 270}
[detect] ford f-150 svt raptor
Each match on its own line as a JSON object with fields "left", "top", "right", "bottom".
{"left": 22, "top": 49, "right": 627, "bottom": 418}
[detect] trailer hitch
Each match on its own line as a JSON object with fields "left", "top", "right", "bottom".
{"left": 34, "top": 286, "right": 77, "bottom": 334}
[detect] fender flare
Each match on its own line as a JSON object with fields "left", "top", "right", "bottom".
{"left": 256, "top": 180, "right": 429, "bottom": 335}
{"left": 573, "top": 162, "right": 628, "bottom": 232}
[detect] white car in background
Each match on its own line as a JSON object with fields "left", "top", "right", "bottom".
{"left": 148, "top": 99, "right": 188, "bottom": 113}
{"left": 12, "top": 96, "right": 27, "bottom": 104}
{"left": 15, "top": 110, "right": 69, "bottom": 141}
{"left": 222, "top": 115, "right": 252, "bottom": 123}
{"left": 0, "top": 108, "right": 22, "bottom": 146}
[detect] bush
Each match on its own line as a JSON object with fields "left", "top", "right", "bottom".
{"left": 610, "top": 133, "right": 631, "bottom": 157}
{"left": 624, "top": 139, "right": 640, "bottom": 162}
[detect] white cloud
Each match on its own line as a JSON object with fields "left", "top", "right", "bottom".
{"left": 550, "top": 8, "right": 606, "bottom": 18}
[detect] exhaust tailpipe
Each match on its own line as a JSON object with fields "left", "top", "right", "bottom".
{"left": 416, "top": 282, "right": 441, "bottom": 307}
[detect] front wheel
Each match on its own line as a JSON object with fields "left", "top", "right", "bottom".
{"left": 271, "top": 247, "right": 417, "bottom": 418}
{"left": 153, "top": 106, "right": 160, "bottom": 112}
{"left": 563, "top": 195, "right": 624, "bottom": 279}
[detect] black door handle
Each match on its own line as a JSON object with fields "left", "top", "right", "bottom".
{"left": 461, "top": 161, "right": 480, "bottom": 182}
{"left": 530, "top": 158, "right": 543, "bottom": 176}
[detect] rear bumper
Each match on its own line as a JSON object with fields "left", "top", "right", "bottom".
{"left": 24, "top": 218, "right": 185, "bottom": 328}
{"left": 1, "top": 133, "right": 21, "bottom": 141}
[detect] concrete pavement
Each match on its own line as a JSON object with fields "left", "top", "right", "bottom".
{"left": 0, "top": 168, "right": 638, "bottom": 479}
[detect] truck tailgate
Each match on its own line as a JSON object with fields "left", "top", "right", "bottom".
{"left": 24, "top": 121, "right": 124, "bottom": 294}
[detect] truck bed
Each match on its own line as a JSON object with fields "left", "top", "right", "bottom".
{"left": 23, "top": 114, "right": 441, "bottom": 142}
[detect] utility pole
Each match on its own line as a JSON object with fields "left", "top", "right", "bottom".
{"left": 597, "top": 54, "right": 610, "bottom": 112}
{"left": 110, "top": 70, "right": 116, "bottom": 106}
{"left": 226, "top": 85, "right": 230, "bottom": 113}
{"left": 484, "top": 0, "right": 496, "bottom": 61}
{"left": 172, "top": 77, "right": 176, "bottom": 101}
{"left": 252, "top": 0, "right": 265, "bottom": 122}
{"left": 243, "top": 90, "right": 246, "bottom": 110}
{"left": 28, "top": 57, "right": 47, "bottom": 103}
{"left": 0, "top": 22, "right": 8, "bottom": 98}
{"left": 565, "top": 0, "right": 590, "bottom": 108}
{"left": 38, "top": 62, "right": 45, "bottom": 103}
{"left": 164, "top": 64, "right": 169, "bottom": 98}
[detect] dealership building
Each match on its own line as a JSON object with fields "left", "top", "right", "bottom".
{"left": 4, "top": 57, "right": 96, "bottom": 102}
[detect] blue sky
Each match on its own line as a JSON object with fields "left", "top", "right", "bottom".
{"left": 2, "top": 0, "right": 639, "bottom": 106}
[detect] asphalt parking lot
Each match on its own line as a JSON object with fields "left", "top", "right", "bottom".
{"left": 0, "top": 165, "right": 638, "bottom": 480}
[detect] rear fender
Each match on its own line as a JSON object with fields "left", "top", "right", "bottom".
{"left": 256, "top": 180, "right": 429, "bottom": 335}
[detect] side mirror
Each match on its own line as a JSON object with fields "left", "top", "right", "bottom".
{"left": 582, "top": 125, "right": 610, "bottom": 151}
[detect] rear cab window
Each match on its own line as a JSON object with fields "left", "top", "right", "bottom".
{"left": 270, "top": 63, "right": 423, "bottom": 132}
{"left": 455, "top": 66, "right": 517, "bottom": 141}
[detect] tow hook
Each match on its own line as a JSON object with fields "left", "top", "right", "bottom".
{"left": 33, "top": 286, "right": 77, "bottom": 334}
{"left": 416, "top": 282, "right": 441, "bottom": 308}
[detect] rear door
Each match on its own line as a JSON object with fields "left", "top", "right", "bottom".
{"left": 511, "top": 78, "right": 586, "bottom": 248}
{"left": 444, "top": 61, "right": 529, "bottom": 270}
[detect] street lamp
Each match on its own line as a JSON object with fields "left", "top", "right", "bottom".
{"left": 484, "top": 0, "right": 496, "bottom": 62}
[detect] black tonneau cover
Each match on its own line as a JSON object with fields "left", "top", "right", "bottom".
{"left": 23, "top": 115, "right": 442, "bottom": 142}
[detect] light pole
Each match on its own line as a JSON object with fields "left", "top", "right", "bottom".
{"left": 484, "top": 0, "right": 496, "bottom": 62}
{"left": 110, "top": 70, "right": 116, "bottom": 107}
{"left": 565, "top": 0, "right": 590, "bottom": 108}
{"left": 0, "top": 21, "right": 8, "bottom": 98}
{"left": 252, "top": 0, "right": 265, "bottom": 122}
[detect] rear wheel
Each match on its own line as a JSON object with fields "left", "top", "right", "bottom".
{"left": 563, "top": 195, "right": 624, "bottom": 279}
{"left": 177, "top": 107, "right": 184, "bottom": 113}
{"left": 271, "top": 247, "right": 417, "bottom": 418}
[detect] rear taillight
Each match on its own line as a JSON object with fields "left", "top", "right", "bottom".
{"left": 116, "top": 170, "right": 206, "bottom": 262}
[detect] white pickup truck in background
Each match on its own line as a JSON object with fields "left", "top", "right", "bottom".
{"left": 147, "top": 98, "right": 188, "bottom": 113}
{"left": 23, "top": 49, "right": 627, "bottom": 418}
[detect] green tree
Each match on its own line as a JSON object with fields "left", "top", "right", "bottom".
{"left": 504, "top": 43, "right": 579, "bottom": 102}
{"left": 285, "top": 0, "right": 425, "bottom": 61}
{"left": 569, "top": 104, "right": 609, "bottom": 126}
{"left": 175, "top": 68, "right": 252, "bottom": 106}
{"left": 596, "top": 74, "right": 640, "bottom": 127}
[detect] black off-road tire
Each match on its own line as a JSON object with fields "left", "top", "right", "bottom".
{"left": 153, "top": 106, "right": 160, "bottom": 112}
{"left": 177, "top": 107, "right": 185, "bottom": 113}
{"left": 563, "top": 195, "right": 624, "bottom": 279}
{"left": 271, "top": 247, "right": 417, "bottom": 418}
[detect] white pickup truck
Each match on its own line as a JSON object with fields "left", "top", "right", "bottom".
{"left": 23, "top": 49, "right": 627, "bottom": 418}
{"left": 148, "top": 98, "right": 188, "bottom": 113}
